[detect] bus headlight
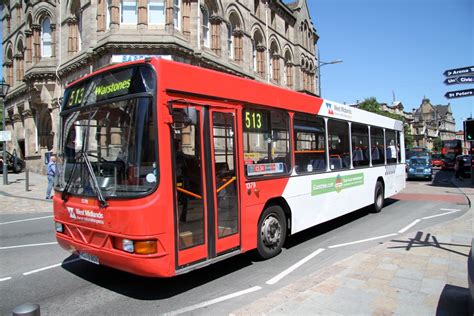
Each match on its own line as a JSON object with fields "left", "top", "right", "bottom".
{"left": 122, "top": 239, "right": 134, "bottom": 253}
{"left": 55, "top": 222, "right": 64, "bottom": 233}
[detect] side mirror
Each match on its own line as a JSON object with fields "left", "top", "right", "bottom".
{"left": 184, "top": 107, "right": 197, "bottom": 126}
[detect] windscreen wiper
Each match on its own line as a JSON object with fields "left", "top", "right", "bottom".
{"left": 61, "top": 155, "right": 79, "bottom": 202}
{"left": 82, "top": 152, "right": 108, "bottom": 208}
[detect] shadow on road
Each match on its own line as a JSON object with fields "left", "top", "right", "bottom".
{"left": 388, "top": 231, "right": 470, "bottom": 257}
{"left": 284, "top": 198, "right": 399, "bottom": 249}
{"left": 62, "top": 252, "right": 254, "bottom": 300}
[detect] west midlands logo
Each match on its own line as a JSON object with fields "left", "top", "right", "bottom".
{"left": 326, "top": 102, "right": 334, "bottom": 115}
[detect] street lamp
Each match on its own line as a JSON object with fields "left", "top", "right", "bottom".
{"left": 317, "top": 59, "right": 343, "bottom": 97}
{"left": 0, "top": 78, "right": 10, "bottom": 185}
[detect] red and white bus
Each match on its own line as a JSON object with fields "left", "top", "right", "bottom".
{"left": 54, "top": 58, "right": 406, "bottom": 277}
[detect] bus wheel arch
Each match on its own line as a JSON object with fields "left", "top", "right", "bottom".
{"left": 256, "top": 197, "right": 290, "bottom": 259}
{"left": 373, "top": 177, "right": 385, "bottom": 213}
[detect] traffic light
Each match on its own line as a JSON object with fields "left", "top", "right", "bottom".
{"left": 465, "top": 120, "right": 474, "bottom": 141}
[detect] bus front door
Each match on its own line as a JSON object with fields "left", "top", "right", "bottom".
{"left": 173, "top": 107, "right": 240, "bottom": 268}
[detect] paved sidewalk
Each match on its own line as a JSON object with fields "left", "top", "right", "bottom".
{"left": 232, "top": 178, "right": 473, "bottom": 315}
{"left": 0, "top": 171, "right": 52, "bottom": 214}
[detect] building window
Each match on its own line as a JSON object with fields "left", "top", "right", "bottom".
{"left": 106, "top": 0, "right": 111, "bottom": 30}
{"left": 41, "top": 18, "right": 52, "bottom": 57}
{"left": 6, "top": 48, "right": 14, "bottom": 86}
{"left": 149, "top": 0, "right": 165, "bottom": 25}
{"left": 252, "top": 40, "right": 257, "bottom": 72}
{"left": 121, "top": 0, "right": 137, "bottom": 24}
{"left": 227, "top": 24, "right": 233, "bottom": 59}
{"left": 201, "top": 6, "right": 209, "bottom": 47}
{"left": 173, "top": 0, "right": 181, "bottom": 29}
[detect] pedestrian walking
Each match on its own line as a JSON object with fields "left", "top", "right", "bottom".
{"left": 46, "top": 155, "right": 58, "bottom": 199}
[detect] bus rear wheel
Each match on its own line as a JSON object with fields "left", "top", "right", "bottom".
{"left": 372, "top": 181, "right": 384, "bottom": 213}
{"left": 256, "top": 205, "right": 287, "bottom": 259}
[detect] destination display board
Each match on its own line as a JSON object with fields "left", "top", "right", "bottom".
{"left": 62, "top": 65, "right": 155, "bottom": 110}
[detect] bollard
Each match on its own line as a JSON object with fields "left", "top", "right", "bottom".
{"left": 25, "top": 169, "right": 30, "bottom": 191}
{"left": 12, "top": 303, "right": 40, "bottom": 316}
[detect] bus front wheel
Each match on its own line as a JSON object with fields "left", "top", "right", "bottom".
{"left": 256, "top": 205, "right": 287, "bottom": 259}
{"left": 372, "top": 181, "right": 384, "bottom": 213}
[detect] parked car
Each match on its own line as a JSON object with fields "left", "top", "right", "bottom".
{"left": 406, "top": 156, "right": 432, "bottom": 180}
{"left": 454, "top": 154, "right": 472, "bottom": 178}
{"left": 431, "top": 153, "right": 445, "bottom": 168}
{"left": 0, "top": 150, "right": 24, "bottom": 173}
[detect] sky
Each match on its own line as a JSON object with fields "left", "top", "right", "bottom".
{"left": 308, "top": 0, "right": 473, "bottom": 130}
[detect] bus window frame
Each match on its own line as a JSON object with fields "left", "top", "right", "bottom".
{"left": 58, "top": 64, "right": 159, "bottom": 200}
{"left": 293, "top": 112, "right": 327, "bottom": 175}
{"left": 242, "top": 105, "right": 292, "bottom": 179}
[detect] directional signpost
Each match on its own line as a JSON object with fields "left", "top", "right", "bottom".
{"left": 444, "top": 76, "right": 474, "bottom": 85}
{"left": 444, "top": 66, "right": 474, "bottom": 99}
{"left": 443, "top": 66, "right": 474, "bottom": 77}
{"left": 444, "top": 88, "right": 474, "bottom": 99}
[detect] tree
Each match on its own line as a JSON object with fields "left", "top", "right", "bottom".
{"left": 358, "top": 97, "right": 414, "bottom": 148}
{"left": 358, "top": 97, "right": 382, "bottom": 114}
{"left": 432, "top": 137, "right": 442, "bottom": 152}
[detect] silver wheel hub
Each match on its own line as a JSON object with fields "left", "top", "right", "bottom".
{"left": 261, "top": 215, "right": 281, "bottom": 248}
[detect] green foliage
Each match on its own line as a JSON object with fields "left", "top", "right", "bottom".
{"left": 432, "top": 138, "right": 442, "bottom": 152}
{"left": 358, "top": 97, "right": 382, "bottom": 114}
{"left": 358, "top": 97, "right": 414, "bottom": 148}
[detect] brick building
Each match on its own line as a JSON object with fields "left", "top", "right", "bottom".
{"left": 1, "top": 0, "right": 318, "bottom": 172}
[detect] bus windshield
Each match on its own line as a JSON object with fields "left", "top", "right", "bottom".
{"left": 59, "top": 65, "right": 157, "bottom": 199}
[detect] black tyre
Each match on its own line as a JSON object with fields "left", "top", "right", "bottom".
{"left": 372, "top": 181, "right": 384, "bottom": 213}
{"left": 256, "top": 205, "right": 287, "bottom": 259}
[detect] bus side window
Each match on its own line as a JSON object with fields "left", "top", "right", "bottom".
{"left": 293, "top": 113, "right": 326, "bottom": 174}
{"left": 243, "top": 107, "right": 291, "bottom": 177}
{"left": 351, "top": 123, "right": 370, "bottom": 167}
{"left": 327, "top": 119, "right": 350, "bottom": 170}
{"left": 385, "top": 129, "right": 397, "bottom": 164}
{"left": 370, "top": 127, "right": 385, "bottom": 166}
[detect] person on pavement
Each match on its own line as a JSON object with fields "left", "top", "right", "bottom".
{"left": 46, "top": 155, "right": 58, "bottom": 199}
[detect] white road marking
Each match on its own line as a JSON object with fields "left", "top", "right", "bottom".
{"left": 0, "top": 242, "right": 58, "bottom": 250}
{"left": 328, "top": 233, "right": 398, "bottom": 249}
{"left": 0, "top": 277, "right": 12, "bottom": 282}
{"left": 164, "top": 286, "right": 262, "bottom": 315}
{"left": 398, "top": 219, "right": 421, "bottom": 234}
{"left": 439, "top": 208, "right": 462, "bottom": 212}
{"left": 22, "top": 258, "right": 81, "bottom": 276}
{"left": 422, "top": 210, "right": 461, "bottom": 220}
{"left": 0, "top": 215, "right": 54, "bottom": 225}
{"left": 266, "top": 248, "right": 325, "bottom": 285}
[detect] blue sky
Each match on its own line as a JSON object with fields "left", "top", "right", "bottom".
{"left": 308, "top": 0, "right": 473, "bottom": 130}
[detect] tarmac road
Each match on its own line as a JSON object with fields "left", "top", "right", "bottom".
{"left": 0, "top": 169, "right": 471, "bottom": 315}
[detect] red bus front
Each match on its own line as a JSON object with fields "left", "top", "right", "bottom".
{"left": 54, "top": 63, "right": 177, "bottom": 277}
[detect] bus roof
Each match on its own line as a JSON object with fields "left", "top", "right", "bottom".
{"left": 66, "top": 58, "right": 403, "bottom": 131}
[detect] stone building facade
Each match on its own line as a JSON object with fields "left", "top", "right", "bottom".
{"left": 411, "top": 98, "right": 456, "bottom": 150}
{"left": 1, "top": 0, "right": 318, "bottom": 173}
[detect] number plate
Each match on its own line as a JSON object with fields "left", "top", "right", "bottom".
{"left": 79, "top": 252, "right": 100, "bottom": 265}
